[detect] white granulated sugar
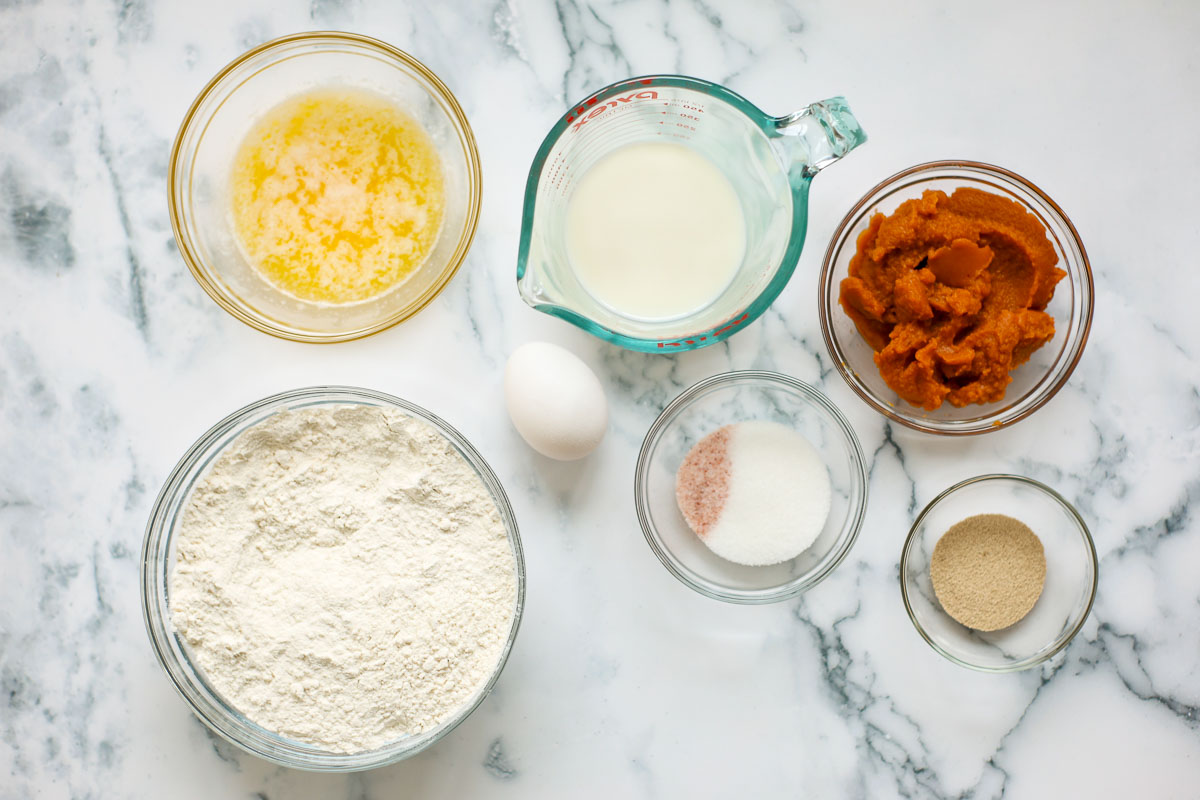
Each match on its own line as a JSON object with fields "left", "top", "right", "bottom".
{"left": 169, "top": 405, "right": 517, "bottom": 754}
{"left": 703, "top": 420, "right": 832, "bottom": 567}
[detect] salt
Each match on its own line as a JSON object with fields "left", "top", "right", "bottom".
{"left": 675, "top": 420, "right": 831, "bottom": 566}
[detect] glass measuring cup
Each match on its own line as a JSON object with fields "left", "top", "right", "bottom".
{"left": 517, "top": 75, "right": 866, "bottom": 352}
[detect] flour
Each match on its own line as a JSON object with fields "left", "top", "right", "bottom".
{"left": 169, "top": 404, "right": 518, "bottom": 754}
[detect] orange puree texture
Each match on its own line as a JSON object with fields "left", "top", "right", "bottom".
{"left": 839, "top": 188, "right": 1065, "bottom": 410}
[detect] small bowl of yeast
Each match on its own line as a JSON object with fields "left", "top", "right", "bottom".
{"left": 901, "top": 474, "right": 1098, "bottom": 671}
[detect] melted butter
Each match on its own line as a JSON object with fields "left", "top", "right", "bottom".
{"left": 230, "top": 88, "right": 445, "bottom": 304}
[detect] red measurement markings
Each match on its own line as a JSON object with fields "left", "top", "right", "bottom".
{"left": 565, "top": 79, "right": 658, "bottom": 129}
{"left": 656, "top": 313, "right": 749, "bottom": 349}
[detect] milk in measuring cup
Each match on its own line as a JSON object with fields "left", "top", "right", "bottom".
{"left": 565, "top": 141, "right": 745, "bottom": 320}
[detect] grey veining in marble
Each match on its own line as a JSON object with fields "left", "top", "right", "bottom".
{"left": 2, "top": 0, "right": 1199, "bottom": 797}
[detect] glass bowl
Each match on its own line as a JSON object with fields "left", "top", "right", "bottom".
{"left": 900, "top": 474, "right": 1097, "bottom": 672}
{"left": 635, "top": 371, "right": 868, "bottom": 603}
{"left": 140, "top": 387, "right": 525, "bottom": 771}
{"left": 818, "top": 161, "right": 1093, "bottom": 435}
{"left": 168, "top": 32, "right": 482, "bottom": 342}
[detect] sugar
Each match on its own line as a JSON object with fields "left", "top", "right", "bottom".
{"left": 675, "top": 421, "right": 831, "bottom": 567}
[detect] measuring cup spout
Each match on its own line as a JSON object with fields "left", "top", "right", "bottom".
{"left": 773, "top": 97, "right": 866, "bottom": 177}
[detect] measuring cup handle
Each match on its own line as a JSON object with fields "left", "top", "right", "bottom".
{"left": 773, "top": 97, "right": 867, "bottom": 177}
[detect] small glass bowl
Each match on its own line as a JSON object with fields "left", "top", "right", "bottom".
{"left": 168, "top": 32, "right": 482, "bottom": 342}
{"left": 635, "top": 371, "right": 868, "bottom": 603}
{"left": 140, "top": 387, "right": 525, "bottom": 771}
{"left": 818, "top": 161, "right": 1093, "bottom": 435}
{"left": 900, "top": 474, "right": 1097, "bottom": 672}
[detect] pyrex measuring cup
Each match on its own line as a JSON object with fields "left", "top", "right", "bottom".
{"left": 517, "top": 75, "right": 866, "bottom": 352}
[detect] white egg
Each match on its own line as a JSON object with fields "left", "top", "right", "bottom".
{"left": 504, "top": 342, "right": 608, "bottom": 461}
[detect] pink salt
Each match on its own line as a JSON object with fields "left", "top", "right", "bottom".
{"left": 674, "top": 425, "right": 732, "bottom": 538}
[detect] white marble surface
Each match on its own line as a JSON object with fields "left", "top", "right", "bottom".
{"left": 2, "top": 0, "right": 1199, "bottom": 796}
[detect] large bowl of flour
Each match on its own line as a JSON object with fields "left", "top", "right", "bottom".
{"left": 141, "top": 386, "right": 525, "bottom": 770}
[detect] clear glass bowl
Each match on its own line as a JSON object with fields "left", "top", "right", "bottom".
{"left": 900, "top": 474, "right": 1097, "bottom": 672}
{"left": 635, "top": 371, "right": 868, "bottom": 603}
{"left": 140, "top": 387, "right": 525, "bottom": 771}
{"left": 168, "top": 32, "right": 482, "bottom": 342}
{"left": 818, "top": 161, "right": 1093, "bottom": 435}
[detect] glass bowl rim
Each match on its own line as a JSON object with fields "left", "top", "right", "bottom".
{"left": 166, "top": 31, "right": 483, "bottom": 344}
{"left": 139, "top": 385, "right": 526, "bottom": 770}
{"left": 817, "top": 159, "right": 1094, "bottom": 435}
{"left": 634, "top": 370, "right": 869, "bottom": 604}
{"left": 899, "top": 472, "right": 1098, "bottom": 673}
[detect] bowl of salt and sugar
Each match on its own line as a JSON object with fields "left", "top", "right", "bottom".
{"left": 635, "top": 372, "right": 868, "bottom": 604}
{"left": 147, "top": 30, "right": 1098, "bottom": 773}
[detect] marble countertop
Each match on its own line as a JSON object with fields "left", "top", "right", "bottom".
{"left": 3, "top": 0, "right": 1199, "bottom": 797}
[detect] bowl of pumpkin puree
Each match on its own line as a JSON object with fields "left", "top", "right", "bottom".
{"left": 819, "top": 161, "right": 1093, "bottom": 435}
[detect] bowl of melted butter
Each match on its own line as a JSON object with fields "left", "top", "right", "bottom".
{"left": 169, "top": 32, "right": 482, "bottom": 342}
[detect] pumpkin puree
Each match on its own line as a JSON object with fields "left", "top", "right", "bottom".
{"left": 839, "top": 188, "right": 1065, "bottom": 410}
